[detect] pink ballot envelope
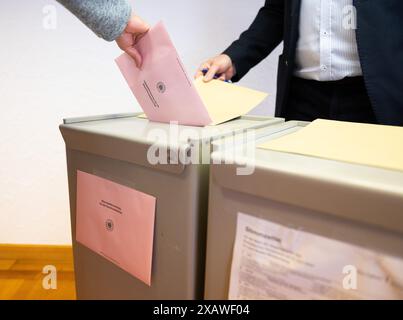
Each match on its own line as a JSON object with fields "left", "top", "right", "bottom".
{"left": 115, "top": 21, "right": 268, "bottom": 126}
{"left": 75, "top": 170, "right": 156, "bottom": 286}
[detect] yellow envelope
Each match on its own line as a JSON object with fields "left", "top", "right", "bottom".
{"left": 136, "top": 79, "right": 268, "bottom": 125}
{"left": 258, "top": 119, "right": 403, "bottom": 172}
{"left": 193, "top": 78, "right": 268, "bottom": 125}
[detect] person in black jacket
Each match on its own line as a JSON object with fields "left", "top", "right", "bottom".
{"left": 195, "top": 0, "right": 403, "bottom": 126}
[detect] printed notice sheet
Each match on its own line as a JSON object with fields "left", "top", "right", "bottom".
{"left": 229, "top": 213, "right": 403, "bottom": 300}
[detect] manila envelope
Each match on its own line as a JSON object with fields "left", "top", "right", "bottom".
{"left": 259, "top": 119, "right": 403, "bottom": 172}
{"left": 76, "top": 170, "right": 156, "bottom": 285}
{"left": 115, "top": 21, "right": 268, "bottom": 126}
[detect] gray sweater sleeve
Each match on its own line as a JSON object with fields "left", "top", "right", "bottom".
{"left": 57, "top": 0, "right": 132, "bottom": 41}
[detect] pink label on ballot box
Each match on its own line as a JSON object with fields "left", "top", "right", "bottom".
{"left": 75, "top": 170, "right": 156, "bottom": 286}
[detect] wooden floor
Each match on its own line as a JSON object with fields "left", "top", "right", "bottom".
{"left": 0, "top": 244, "right": 76, "bottom": 300}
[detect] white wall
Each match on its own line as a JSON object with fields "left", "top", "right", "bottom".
{"left": 0, "top": 0, "right": 281, "bottom": 245}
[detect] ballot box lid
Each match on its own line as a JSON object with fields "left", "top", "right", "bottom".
{"left": 59, "top": 112, "right": 283, "bottom": 175}
{"left": 210, "top": 121, "right": 403, "bottom": 235}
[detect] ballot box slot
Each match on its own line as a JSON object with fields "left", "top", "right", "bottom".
{"left": 63, "top": 112, "right": 142, "bottom": 125}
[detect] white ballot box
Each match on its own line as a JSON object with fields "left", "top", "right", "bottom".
{"left": 59, "top": 112, "right": 283, "bottom": 299}
{"left": 204, "top": 120, "right": 403, "bottom": 300}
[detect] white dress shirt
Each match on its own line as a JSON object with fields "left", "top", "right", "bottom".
{"left": 294, "top": 0, "right": 363, "bottom": 81}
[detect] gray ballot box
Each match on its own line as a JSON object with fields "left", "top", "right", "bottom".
{"left": 59, "top": 112, "right": 284, "bottom": 300}
{"left": 204, "top": 121, "right": 403, "bottom": 299}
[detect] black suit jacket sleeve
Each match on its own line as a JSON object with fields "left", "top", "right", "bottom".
{"left": 223, "top": 0, "right": 285, "bottom": 82}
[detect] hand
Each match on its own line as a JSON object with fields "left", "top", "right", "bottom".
{"left": 194, "top": 54, "right": 236, "bottom": 82}
{"left": 116, "top": 14, "right": 150, "bottom": 67}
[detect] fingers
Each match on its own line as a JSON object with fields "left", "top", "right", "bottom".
{"left": 195, "top": 61, "right": 212, "bottom": 79}
{"left": 195, "top": 54, "right": 234, "bottom": 82}
{"left": 194, "top": 68, "right": 206, "bottom": 79}
{"left": 133, "top": 32, "right": 147, "bottom": 45}
{"left": 118, "top": 15, "right": 149, "bottom": 67}
{"left": 116, "top": 32, "right": 132, "bottom": 51}
{"left": 126, "top": 15, "right": 150, "bottom": 34}
{"left": 194, "top": 70, "right": 205, "bottom": 80}
{"left": 203, "top": 63, "right": 220, "bottom": 82}
{"left": 125, "top": 46, "right": 142, "bottom": 68}
{"left": 224, "top": 68, "right": 235, "bottom": 81}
